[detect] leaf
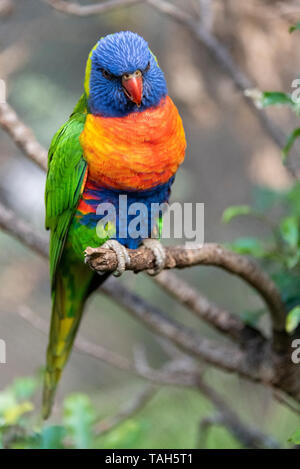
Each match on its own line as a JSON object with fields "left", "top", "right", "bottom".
{"left": 286, "top": 182, "right": 300, "bottom": 217}
{"left": 4, "top": 401, "right": 34, "bottom": 425}
{"left": 279, "top": 216, "right": 299, "bottom": 248}
{"left": 222, "top": 205, "right": 253, "bottom": 224}
{"left": 40, "top": 426, "right": 66, "bottom": 449}
{"left": 282, "top": 128, "right": 300, "bottom": 161}
{"left": 260, "top": 91, "right": 294, "bottom": 108}
{"left": 63, "top": 394, "right": 96, "bottom": 449}
{"left": 253, "top": 185, "right": 285, "bottom": 212}
{"left": 289, "top": 426, "right": 300, "bottom": 444}
{"left": 285, "top": 251, "right": 300, "bottom": 269}
{"left": 11, "top": 377, "right": 38, "bottom": 401}
{"left": 226, "top": 238, "right": 267, "bottom": 258}
{"left": 101, "top": 420, "right": 145, "bottom": 450}
{"left": 289, "top": 22, "right": 300, "bottom": 33}
{"left": 240, "top": 308, "right": 266, "bottom": 327}
{"left": 273, "top": 270, "right": 300, "bottom": 305}
{"left": 286, "top": 306, "right": 300, "bottom": 333}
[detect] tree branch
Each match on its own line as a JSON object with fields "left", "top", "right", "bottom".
{"left": 1, "top": 197, "right": 269, "bottom": 382}
{"left": 0, "top": 96, "right": 292, "bottom": 396}
{"left": 94, "top": 384, "right": 158, "bottom": 436}
{"left": 0, "top": 201, "right": 48, "bottom": 258}
{"left": 154, "top": 270, "right": 264, "bottom": 344}
{"left": 0, "top": 0, "right": 13, "bottom": 16}
{"left": 196, "top": 377, "right": 280, "bottom": 449}
{"left": 0, "top": 102, "right": 47, "bottom": 171}
{"left": 43, "top": 0, "right": 145, "bottom": 16}
{"left": 102, "top": 280, "right": 270, "bottom": 381}
{"left": 0, "top": 196, "right": 268, "bottom": 354}
{"left": 17, "top": 304, "right": 201, "bottom": 388}
{"left": 85, "top": 243, "right": 286, "bottom": 333}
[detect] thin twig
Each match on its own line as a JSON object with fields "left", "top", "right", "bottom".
{"left": 0, "top": 102, "right": 48, "bottom": 171}
{"left": 43, "top": 0, "right": 145, "bottom": 16}
{"left": 94, "top": 384, "right": 158, "bottom": 436}
{"left": 0, "top": 201, "right": 48, "bottom": 258}
{"left": 102, "top": 280, "right": 266, "bottom": 381}
{"left": 94, "top": 355, "right": 200, "bottom": 436}
{"left": 154, "top": 270, "right": 264, "bottom": 343}
{"left": 273, "top": 390, "right": 300, "bottom": 417}
{"left": 0, "top": 0, "right": 13, "bottom": 16}
{"left": 197, "top": 378, "right": 280, "bottom": 449}
{"left": 17, "top": 304, "right": 200, "bottom": 387}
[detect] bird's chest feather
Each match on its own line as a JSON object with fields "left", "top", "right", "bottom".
{"left": 69, "top": 96, "right": 186, "bottom": 256}
{"left": 80, "top": 96, "right": 186, "bottom": 191}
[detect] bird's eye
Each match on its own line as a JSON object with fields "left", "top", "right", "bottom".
{"left": 101, "top": 69, "right": 113, "bottom": 80}
{"left": 144, "top": 61, "right": 151, "bottom": 73}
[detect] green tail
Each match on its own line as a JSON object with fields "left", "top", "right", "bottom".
{"left": 42, "top": 251, "right": 105, "bottom": 419}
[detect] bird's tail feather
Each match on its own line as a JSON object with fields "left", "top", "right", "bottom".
{"left": 42, "top": 261, "right": 108, "bottom": 420}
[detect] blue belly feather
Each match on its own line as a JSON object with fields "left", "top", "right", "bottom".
{"left": 76, "top": 177, "right": 174, "bottom": 249}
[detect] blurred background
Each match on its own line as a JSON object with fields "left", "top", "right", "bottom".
{"left": 0, "top": 0, "right": 300, "bottom": 449}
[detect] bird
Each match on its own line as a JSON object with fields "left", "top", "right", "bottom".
{"left": 43, "top": 31, "right": 186, "bottom": 419}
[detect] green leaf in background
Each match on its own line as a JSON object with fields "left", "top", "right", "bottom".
{"left": 39, "top": 426, "right": 66, "bottom": 450}
{"left": 226, "top": 237, "right": 267, "bottom": 258}
{"left": 253, "top": 185, "right": 285, "bottom": 212}
{"left": 273, "top": 270, "right": 300, "bottom": 305}
{"left": 279, "top": 216, "right": 299, "bottom": 248}
{"left": 287, "top": 182, "right": 300, "bottom": 217}
{"left": 260, "top": 91, "right": 294, "bottom": 108}
{"left": 286, "top": 306, "right": 300, "bottom": 334}
{"left": 289, "top": 426, "right": 300, "bottom": 444}
{"left": 285, "top": 251, "right": 300, "bottom": 269}
{"left": 289, "top": 22, "right": 300, "bottom": 33}
{"left": 63, "top": 394, "right": 96, "bottom": 449}
{"left": 283, "top": 128, "right": 300, "bottom": 161}
{"left": 11, "top": 377, "right": 38, "bottom": 401}
{"left": 100, "top": 420, "right": 146, "bottom": 450}
{"left": 3, "top": 401, "right": 34, "bottom": 426}
{"left": 240, "top": 308, "right": 266, "bottom": 327}
{"left": 222, "top": 205, "right": 253, "bottom": 223}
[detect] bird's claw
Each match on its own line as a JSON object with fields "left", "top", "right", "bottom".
{"left": 142, "top": 239, "right": 166, "bottom": 276}
{"left": 102, "top": 240, "right": 131, "bottom": 277}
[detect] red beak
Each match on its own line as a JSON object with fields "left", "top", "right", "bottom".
{"left": 122, "top": 71, "right": 143, "bottom": 107}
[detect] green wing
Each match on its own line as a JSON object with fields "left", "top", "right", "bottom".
{"left": 45, "top": 95, "right": 88, "bottom": 287}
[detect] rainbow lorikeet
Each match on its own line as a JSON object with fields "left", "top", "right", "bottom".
{"left": 43, "top": 31, "right": 186, "bottom": 418}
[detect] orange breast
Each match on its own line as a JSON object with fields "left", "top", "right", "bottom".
{"left": 80, "top": 96, "right": 186, "bottom": 191}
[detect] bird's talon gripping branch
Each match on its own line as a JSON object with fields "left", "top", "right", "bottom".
{"left": 142, "top": 239, "right": 166, "bottom": 276}
{"left": 102, "top": 240, "right": 131, "bottom": 277}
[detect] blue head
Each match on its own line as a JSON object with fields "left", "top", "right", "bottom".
{"left": 85, "top": 31, "right": 168, "bottom": 117}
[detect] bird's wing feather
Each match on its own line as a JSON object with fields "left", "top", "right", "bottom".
{"left": 45, "top": 94, "right": 88, "bottom": 287}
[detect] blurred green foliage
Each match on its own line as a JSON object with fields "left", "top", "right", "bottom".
{"left": 258, "top": 88, "right": 300, "bottom": 160}
{"left": 0, "top": 374, "right": 246, "bottom": 449}
{"left": 223, "top": 181, "right": 300, "bottom": 331}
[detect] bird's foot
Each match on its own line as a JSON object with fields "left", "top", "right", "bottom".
{"left": 102, "top": 240, "right": 131, "bottom": 277}
{"left": 142, "top": 239, "right": 166, "bottom": 276}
